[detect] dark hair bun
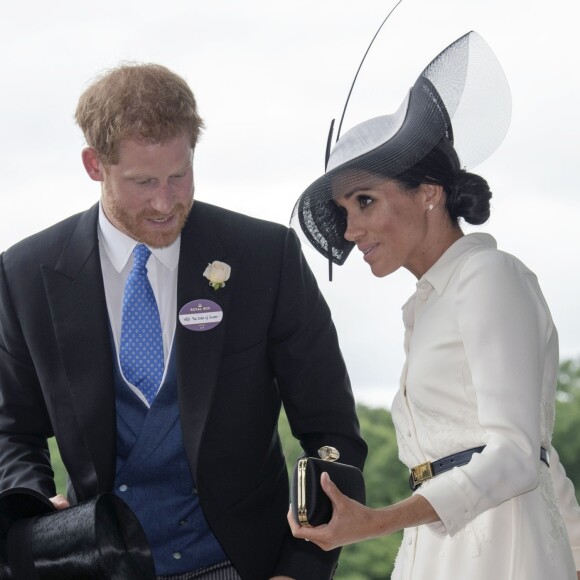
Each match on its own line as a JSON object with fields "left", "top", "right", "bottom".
{"left": 447, "top": 170, "right": 492, "bottom": 225}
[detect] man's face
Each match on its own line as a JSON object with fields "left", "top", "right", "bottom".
{"left": 85, "top": 133, "right": 194, "bottom": 247}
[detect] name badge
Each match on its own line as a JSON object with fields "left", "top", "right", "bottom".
{"left": 179, "top": 299, "right": 223, "bottom": 332}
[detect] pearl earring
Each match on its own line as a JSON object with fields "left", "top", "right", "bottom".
{"left": 428, "top": 204, "right": 434, "bottom": 211}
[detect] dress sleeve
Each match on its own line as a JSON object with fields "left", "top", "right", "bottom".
{"left": 550, "top": 446, "right": 580, "bottom": 568}
{"left": 416, "top": 249, "right": 554, "bottom": 534}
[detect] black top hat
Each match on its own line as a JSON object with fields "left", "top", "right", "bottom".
{"left": 0, "top": 487, "right": 156, "bottom": 579}
{"left": 291, "top": 31, "right": 512, "bottom": 266}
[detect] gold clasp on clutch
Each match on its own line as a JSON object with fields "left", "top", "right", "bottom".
{"left": 410, "top": 461, "right": 433, "bottom": 488}
{"left": 318, "top": 446, "right": 340, "bottom": 462}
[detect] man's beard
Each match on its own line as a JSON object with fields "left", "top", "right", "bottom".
{"left": 104, "top": 190, "right": 193, "bottom": 248}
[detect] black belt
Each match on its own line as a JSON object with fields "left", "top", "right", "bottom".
{"left": 409, "top": 446, "right": 550, "bottom": 491}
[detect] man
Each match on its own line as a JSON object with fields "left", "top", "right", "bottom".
{"left": 0, "top": 64, "right": 366, "bottom": 579}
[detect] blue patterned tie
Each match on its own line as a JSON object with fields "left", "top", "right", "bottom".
{"left": 120, "top": 244, "right": 164, "bottom": 404}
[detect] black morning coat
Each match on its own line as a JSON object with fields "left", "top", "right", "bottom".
{"left": 0, "top": 201, "right": 367, "bottom": 579}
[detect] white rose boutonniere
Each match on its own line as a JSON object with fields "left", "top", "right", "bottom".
{"left": 203, "top": 261, "right": 231, "bottom": 290}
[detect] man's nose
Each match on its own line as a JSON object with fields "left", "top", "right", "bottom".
{"left": 149, "top": 184, "right": 174, "bottom": 213}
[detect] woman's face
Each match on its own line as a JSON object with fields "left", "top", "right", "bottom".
{"left": 333, "top": 170, "right": 432, "bottom": 278}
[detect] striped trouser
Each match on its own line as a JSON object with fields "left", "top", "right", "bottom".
{"left": 157, "top": 561, "right": 241, "bottom": 580}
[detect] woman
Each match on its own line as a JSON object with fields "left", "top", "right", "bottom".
{"left": 288, "top": 32, "right": 580, "bottom": 579}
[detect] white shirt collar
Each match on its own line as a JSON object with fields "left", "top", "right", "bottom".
{"left": 97, "top": 202, "right": 180, "bottom": 272}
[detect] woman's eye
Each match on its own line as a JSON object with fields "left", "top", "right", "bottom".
{"left": 357, "top": 195, "right": 373, "bottom": 208}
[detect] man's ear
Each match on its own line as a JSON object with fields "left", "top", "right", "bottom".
{"left": 81, "top": 148, "right": 105, "bottom": 182}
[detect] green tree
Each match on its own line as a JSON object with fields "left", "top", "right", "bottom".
{"left": 553, "top": 358, "right": 580, "bottom": 500}
{"left": 279, "top": 405, "right": 408, "bottom": 579}
{"left": 332, "top": 406, "right": 407, "bottom": 579}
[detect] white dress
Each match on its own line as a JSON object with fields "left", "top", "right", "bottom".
{"left": 390, "top": 233, "right": 579, "bottom": 579}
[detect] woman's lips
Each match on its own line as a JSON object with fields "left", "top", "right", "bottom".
{"left": 360, "top": 244, "right": 378, "bottom": 262}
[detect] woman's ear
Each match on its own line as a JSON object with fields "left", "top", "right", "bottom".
{"left": 422, "top": 183, "right": 444, "bottom": 211}
{"left": 81, "top": 148, "right": 105, "bottom": 182}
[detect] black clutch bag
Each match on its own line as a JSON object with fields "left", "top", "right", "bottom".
{"left": 291, "top": 446, "right": 365, "bottom": 527}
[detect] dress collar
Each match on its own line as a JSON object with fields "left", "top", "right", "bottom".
{"left": 419, "top": 233, "right": 497, "bottom": 296}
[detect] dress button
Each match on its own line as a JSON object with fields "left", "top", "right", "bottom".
{"left": 179, "top": 520, "right": 188, "bottom": 527}
{"left": 192, "top": 487, "right": 198, "bottom": 495}
{"left": 118, "top": 484, "right": 128, "bottom": 492}
{"left": 173, "top": 552, "right": 182, "bottom": 560}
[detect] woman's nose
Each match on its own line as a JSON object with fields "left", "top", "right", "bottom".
{"left": 344, "top": 217, "right": 364, "bottom": 242}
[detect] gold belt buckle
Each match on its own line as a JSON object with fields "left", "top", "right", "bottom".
{"left": 410, "top": 461, "right": 433, "bottom": 488}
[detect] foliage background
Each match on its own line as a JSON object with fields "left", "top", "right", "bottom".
{"left": 48, "top": 358, "right": 580, "bottom": 579}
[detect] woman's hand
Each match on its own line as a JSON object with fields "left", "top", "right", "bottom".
{"left": 287, "top": 472, "right": 440, "bottom": 552}
{"left": 287, "top": 472, "right": 378, "bottom": 551}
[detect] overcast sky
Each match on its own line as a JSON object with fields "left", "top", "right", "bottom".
{"left": 1, "top": 0, "right": 578, "bottom": 407}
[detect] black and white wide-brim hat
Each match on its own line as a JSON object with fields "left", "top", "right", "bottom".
{"left": 0, "top": 488, "right": 156, "bottom": 579}
{"left": 291, "top": 31, "right": 511, "bottom": 266}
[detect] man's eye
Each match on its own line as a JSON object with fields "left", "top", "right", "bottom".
{"left": 136, "top": 178, "right": 154, "bottom": 186}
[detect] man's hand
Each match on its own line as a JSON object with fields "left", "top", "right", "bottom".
{"left": 50, "top": 494, "right": 70, "bottom": 510}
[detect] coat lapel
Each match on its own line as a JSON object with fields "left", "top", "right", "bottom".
{"left": 42, "top": 201, "right": 235, "bottom": 487}
{"left": 176, "top": 203, "right": 234, "bottom": 478}
{"left": 42, "top": 204, "right": 116, "bottom": 493}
